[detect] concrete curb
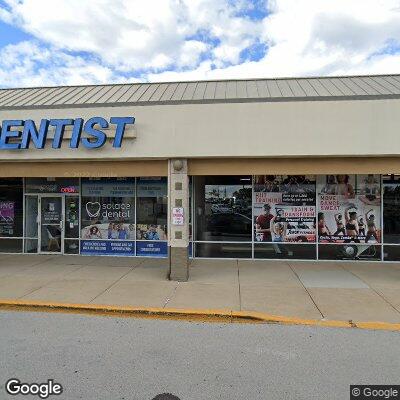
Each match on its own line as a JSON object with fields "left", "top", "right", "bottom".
{"left": 0, "top": 299, "right": 399, "bottom": 331}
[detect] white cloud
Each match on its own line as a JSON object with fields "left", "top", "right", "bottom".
{"left": 149, "top": 0, "right": 400, "bottom": 80}
{"left": 0, "top": 41, "right": 128, "bottom": 87}
{"left": 0, "top": 0, "right": 400, "bottom": 87}
{"left": 0, "top": 0, "right": 261, "bottom": 71}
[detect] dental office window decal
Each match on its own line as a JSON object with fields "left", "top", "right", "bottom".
{"left": 0, "top": 117, "right": 135, "bottom": 149}
{"left": 136, "top": 177, "right": 168, "bottom": 257}
{"left": 80, "top": 178, "right": 135, "bottom": 256}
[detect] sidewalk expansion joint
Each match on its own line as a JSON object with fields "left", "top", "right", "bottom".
{"left": 287, "top": 262, "right": 325, "bottom": 319}
{"left": 88, "top": 267, "right": 136, "bottom": 303}
{"left": 162, "top": 282, "right": 180, "bottom": 308}
{"left": 339, "top": 264, "right": 400, "bottom": 318}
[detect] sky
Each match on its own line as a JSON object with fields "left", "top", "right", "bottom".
{"left": 0, "top": 0, "right": 399, "bottom": 88}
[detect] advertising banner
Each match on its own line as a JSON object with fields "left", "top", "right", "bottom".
{"left": 136, "top": 241, "right": 168, "bottom": 257}
{"left": 136, "top": 178, "right": 167, "bottom": 197}
{"left": 136, "top": 224, "right": 167, "bottom": 241}
{"left": 25, "top": 178, "right": 79, "bottom": 194}
{"left": 0, "top": 201, "right": 14, "bottom": 236}
{"left": 82, "top": 223, "right": 135, "bottom": 240}
{"left": 83, "top": 200, "right": 133, "bottom": 222}
{"left": 253, "top": 175, "right": 316, "bottom": 243}
{"left": 317, "top": 175, "right": 381, "bottom": 244}
{"left": 82, "top": 178, "right": 135, "bottom": 197}
{"left": 81, "top": 179, "right": 135, "bottom": 240}
{"left": 80, "top": 240, "right": 135, "bottom": 256}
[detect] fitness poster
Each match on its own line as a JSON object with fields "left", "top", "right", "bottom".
{"left": 253, "top": 175, "right": 316, "bottom": 243}
{"left": 317, "top": 174, "right": 381, "bottom": 244}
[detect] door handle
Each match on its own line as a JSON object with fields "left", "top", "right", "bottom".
{"left": 60, "top": 220, "right": 63, "bottom": 231}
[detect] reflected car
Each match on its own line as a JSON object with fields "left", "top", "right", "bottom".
{"left": 211, "top": 204, "right": 232, "bottom": 213}
{"left": 206, "top": 213, "right": 252, "bottom": 237}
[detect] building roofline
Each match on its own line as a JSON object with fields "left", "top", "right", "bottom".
{"left": 1, "top": 93, "right": 400, "bottom": 112}
{"left": 1, "top": 72, "right": 400, "bottom": 92}
{"left": 0, "top": 73, "right": 399, "bottom": 108}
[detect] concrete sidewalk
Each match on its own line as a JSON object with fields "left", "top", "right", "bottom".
{"left": 1, "top": 255, "right": 400, "bottom": 323}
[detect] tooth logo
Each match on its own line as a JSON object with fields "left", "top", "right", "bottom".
{"left": 86, "top": 202, "right": 101, "bottom": 218}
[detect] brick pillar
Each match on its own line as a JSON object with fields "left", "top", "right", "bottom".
{"left": 168, "top": 159, "right": 189, "bottom": 281}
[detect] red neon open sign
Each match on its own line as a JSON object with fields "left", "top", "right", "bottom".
{"left": 60, "top": 186, "right": 78, "bottom": 193}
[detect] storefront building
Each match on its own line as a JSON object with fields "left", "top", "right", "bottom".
{"left": 1, "top": 74, "right": 400, "bottom": 280}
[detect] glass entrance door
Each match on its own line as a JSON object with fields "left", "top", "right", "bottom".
{"left": 64, "top": 196, "right": 80, "bottom": 254}
{"left": 39, "top": 195, "right": 63, "bottom": 253}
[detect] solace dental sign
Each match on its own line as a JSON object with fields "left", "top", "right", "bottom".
{"left": 0, "top": 116, "right": 135, "bottom": 149}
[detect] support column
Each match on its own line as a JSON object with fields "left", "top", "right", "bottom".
{"left": 168, "top": 159, "right": 189, "bottom": 281}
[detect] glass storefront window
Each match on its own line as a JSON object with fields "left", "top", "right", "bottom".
{"left": 195, "top": 242, "right": 252, "bottom": 258}
{"left": 25, "top": 195, "right": 38, "bottom": 239}
{"left": 254, "top": 243, "right": 316, "bottom": 260}
{"left": 0, "top": 238, "right": 23, "bottom": 253}
{"left": 383, "top": 245, "right": 400, "bottom": 261}
{"left": 80, "top": 178, "right": 135, "bottom": 256}
{"left": 317, "top": 174, "right": 381, "bottom": 261}
{"left": 318, "top": 244, "right": 381, "bottom": 261}
{"left": 25, "top": 177, "right": 79, "bottom": 194}
{"left": 189, "top": 176, "right": 193, "bottom": 257}
{"left": 0, "top": 178, "right": 23, "bottom": 253}
{"left": 136, "top": 177, "right": 168, "bottom": 240}
{"left": 3, "top": 173, "right": 399, "bottom": 260}
{"left": 0, "top": 178, "right": 23, "bottom": 238}
{"left": 64, "top": 196, "right": 80, "bottom": 254}
{"left": 189, "top": 176, "right": 192, "bottom": 242}
{"left": 194, "top": 176, "right": 252, "bottom": 243}
{"left": 383, "top": 174, "right": 400, "bottom": 244}
{"left": 136, "top": 177, "right": 168, "bottom": 257}
{"left": 193, "top": 174, "right": 386, "bottom": 260}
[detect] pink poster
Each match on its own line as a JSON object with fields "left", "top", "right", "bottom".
{"left": 0, "top": 201, "right": 15, "bottom": 236}
{"left": 0, "top": 201, "right": 14, "bottom": 220}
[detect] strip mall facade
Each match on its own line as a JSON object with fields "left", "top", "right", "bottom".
{"left": 0, "top": 74, "right": 400, "bottom": 280}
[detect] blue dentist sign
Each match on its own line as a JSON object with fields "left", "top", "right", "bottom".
{"left": 0, "top": 116, "right": 135, "bottom": 149}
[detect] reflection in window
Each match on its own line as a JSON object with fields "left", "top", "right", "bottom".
{"left": 189, "top": 176, "right": 192, "bottom": 242}
{"left": 383, "top": 175, "right": 400, "bottom": 244}
{"left": 0, "top": 238, "right": 23, "bottom": 253}
{"left": 383, "top": 245, "right": 400, "bottom": 261}
{"left": 136, "top": 177, "right": 168, "bottom": 240}
{"left": 254, "top": 243, "right": 316, "bottom": 260}
{"left": 195, "top": 242, "right": 251, "bottom": 258}
{"left": 195, "top": 176, "right": 252, "bottom": 242}
{"left": 0, "top": 178, "right": 23, "bottom": 253}
{"left": 25, "top": 177, "right": 79, "bottom": 194}
{"left": 0, "top": 178, "right": 23, "bottom": 238}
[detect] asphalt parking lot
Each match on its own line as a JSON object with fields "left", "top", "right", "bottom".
{"left": 1, "top": 311, "right": 399, "bottom": 400}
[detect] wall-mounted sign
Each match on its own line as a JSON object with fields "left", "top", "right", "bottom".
{"left": 0, "top": 116, "right": 135, "bottom": 150}
{"left": 84, "top": 201, "right": 132, "bottom": 220}
{"left": 25, "top": 178, "right": 79, "bottom": 194}
{"left": 80, "top": 240, "right": 135, "bottom": 256}
{"left": 136, "top": 241, "right": 168, "bottom": 257}
{"left": 82, "top": 178, "right": 135, "bottom": 197}
{"left": 172, "top": 207, "right": 184, "bottom": 225}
